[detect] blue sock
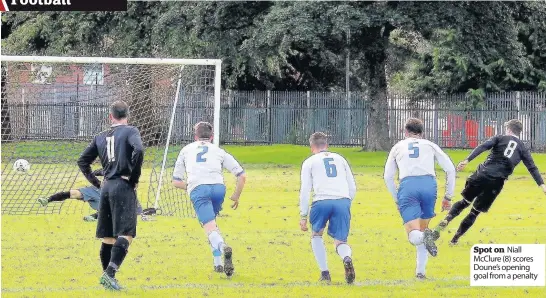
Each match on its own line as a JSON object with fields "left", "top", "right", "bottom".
{"left": 211, "top": 245, "right": 222, "bottom": 266}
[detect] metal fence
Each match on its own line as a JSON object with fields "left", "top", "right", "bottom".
{"left": 3, "top": 90, "right": 546, "bottom": 151}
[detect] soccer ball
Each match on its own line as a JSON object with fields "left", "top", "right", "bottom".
{"left": 13, "top": 159, "right": 30, "bottom": 172}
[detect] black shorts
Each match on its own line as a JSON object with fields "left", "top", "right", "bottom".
{"left": 461, "top": 172, "right": 505, "bottom": 213}
{"left": 96, "top": 179, "right": 138, "bottom": 238}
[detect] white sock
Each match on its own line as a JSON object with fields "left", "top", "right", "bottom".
{"left": 416, "top": 244, "right": 428, "bottom": 275}
{"left": 208, "top": 230, "right": 225, "bottom": 253}
{"left": 210, "top": 245, "right": 223, "bottom": 266}
{"left": 336, "top": 243, "right": 352, "bottom": 260}
{"left": 408, "top": 230, "right": 424, "bottom": 246}
{"left": 311, "top": 236, "right": 328, "bottom": 271}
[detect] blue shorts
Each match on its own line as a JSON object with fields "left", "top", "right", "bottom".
{"left": 79, "top": 186, "right": 101, "bottom": 211}
{"left": 397, "top": 176, "right": 438, "bottom": 224}
{"left": 190, "top": 184, "right": 227, "bottom": 224}
{"left": 310, "top": 198, "right": 351, "bottom": 242}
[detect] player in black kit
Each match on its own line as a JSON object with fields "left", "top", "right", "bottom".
{"left": 433, "top": 119, "right": 546, "bottom": 245}
{"left": 77, "top": 101, "right": 144, "bottom": 291}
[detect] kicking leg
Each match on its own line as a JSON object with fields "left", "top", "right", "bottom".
{"left": 435, "top": 176, "right": 482, "bottom": 236}
{"left": 450, "top": 179, "right": 502, "bottom": 244}
{"left": 451, "top": 208, "right": 481, "bottom": 245}
{"left": 434, "top": 199, "right": 471, "bottom": 234}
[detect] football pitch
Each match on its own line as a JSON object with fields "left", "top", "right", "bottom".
{"left": 2, "top": 145, "right": 545, "bottom": 297}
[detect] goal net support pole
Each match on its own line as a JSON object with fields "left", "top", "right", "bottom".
{"left": 1, "top": 55, "right": 222, "bottom": 216}
{"left": 151, "top": 62, "right": 222, "bottom": 210}
{"left": 154, "top": 66, "right": 184, "bottom": 210}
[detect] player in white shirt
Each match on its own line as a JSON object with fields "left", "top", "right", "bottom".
{"left": 172, "top": 122, "right": 247, "bottom": 277}
{"left": 299, "top": 132, "right": 357, "bottom": 284}
{"left": 384, "top": 118, "right": 456, "bottom": 279}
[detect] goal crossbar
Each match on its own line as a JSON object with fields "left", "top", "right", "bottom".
{"left": 1, "top": 55, "right": 222, "bottom": 217}
{"left": 1, "top": 55, "right": 222, "bottom": 66}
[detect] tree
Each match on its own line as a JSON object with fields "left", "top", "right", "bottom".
{"left": 1, "top": 4, "right": 173, "bottom": 145}
{"left": 390, "top": 2, "right": 546, "bottom": 94}
{"left": 3, "top": 1, "right": 545, "bottom": 150}
{"left": 150, "top": 1, "right": 274, "bottom": 89}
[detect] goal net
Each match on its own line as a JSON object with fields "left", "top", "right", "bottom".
{"left": 1, "top": 56, "right": 221, "bottom": 217}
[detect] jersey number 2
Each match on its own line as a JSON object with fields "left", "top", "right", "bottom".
{"left": 106, "top": 136, "right": 115, "bottom": 162}
{"left": 504, "top": 140, "right": 518, "bottom": 158}
{"left": 323, "top": 158, "right": 337, "bottom": 177}
{"left": 408, "top": 142, "right": 419, "bottom": 158}
{"left": 196, "top": 146, "right": 208, "bottom": 162}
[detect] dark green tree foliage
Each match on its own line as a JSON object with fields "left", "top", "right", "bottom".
{"left": 391, "top": 2, "right": 546, "bottom": 94}
{"left": 151, "top": 1, "right": 273, "bottom": 89}
{"left": 3, "top": 1, "right": 546, "bottom": 150}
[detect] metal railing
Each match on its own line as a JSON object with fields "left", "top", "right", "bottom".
{"left": 3, "top": 89, "right": 546, "bottom": 151}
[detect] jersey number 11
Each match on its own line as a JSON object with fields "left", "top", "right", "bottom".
{"left": 106, "top": 136, "right": 115, "bottom": 162}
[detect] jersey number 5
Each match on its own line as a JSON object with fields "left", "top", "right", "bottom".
{"left": 323, "top": 158, "right": 337, "bottom": 177}
{"left": 408, "top": 142, "right": 419, "bottom": 158}
{"left": 504, "top": 140, "right": 518, "bottom": 158}
{"left": 106, "top": 136, "right": 115, "bottom": 162}
{"left": 196, "top": 146, "right": 208, "bottom": 162}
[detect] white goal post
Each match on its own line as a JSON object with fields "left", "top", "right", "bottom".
{"left": 1, "top": 55, "right": 222, "bottom": 216}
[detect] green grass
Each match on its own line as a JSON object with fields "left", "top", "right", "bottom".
{"left": 2, "top": 145, "right": 546, "bottom": 297}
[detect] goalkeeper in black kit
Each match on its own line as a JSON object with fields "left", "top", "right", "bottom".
{"left": 433, "top": 119, "right": 546, "bottom": 245}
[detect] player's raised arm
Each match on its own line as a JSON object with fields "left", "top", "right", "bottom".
{"left": 521, "top": 148, "right": 546, "bottom": 194}
{"left": 77, "top": 137, "right": 101, "bottom": 189}
{"left": 383, "top": 146, "right": 398, "bottom": 202}
{"left": 299, "top": 159, "right": 313, "bottom": 222}
{"left": 172, "top": 150, "right": 187, "bottom": 190}
{"left": 128, "top": 128, "right": 144, "bottom": 187}
{"left": 223, "top": 152, "right": 246, "bottom": 209}
{"left": 344, "top": 159, "right": 357, "bottom": 200}
{"left": 458, "top": 135, "right": 500, "bottom": 171}
{"left": 431, "top": 143, "right": 456, "bottom": 200}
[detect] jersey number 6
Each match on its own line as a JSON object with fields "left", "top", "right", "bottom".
{"left": 323, "top": 158, "right": 338, "bottom": 177}
{"left": 196, "top": 146, "right": 208, "bottom": 163}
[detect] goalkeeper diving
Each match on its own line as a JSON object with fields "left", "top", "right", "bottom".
{"left": 37, "top": 168, "right": 153, "bottom": 221}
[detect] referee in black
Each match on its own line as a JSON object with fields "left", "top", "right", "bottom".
{"left": 77, "top": 100, "right": 144, "bottom": 291}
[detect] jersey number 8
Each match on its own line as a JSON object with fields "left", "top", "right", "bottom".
{"left": 504, "top": 140, "right": 518, "bottom": 158}
{"left": 323, "top": 158, "right": 337, "bottom": 177}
